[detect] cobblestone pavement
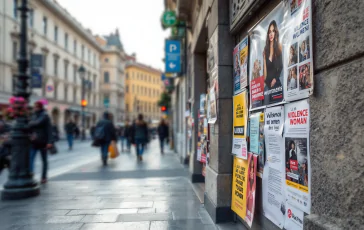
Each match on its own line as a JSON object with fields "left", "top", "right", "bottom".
{"left": 0, "top": 140, "right": 245, "bottom": 230}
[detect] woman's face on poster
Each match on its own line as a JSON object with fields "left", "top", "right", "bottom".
{"left": 269, "top": 25, "right": 275, "bottom": 42}
{"left": 301, "top": 41, "right": 306, "bottom": 51}
{"left": 291, "top": 142, "right": 295, "bottom": 149}
{"left": 290, "top": 46, "right": 294, "bottom": 55}
{"left": 250, "top": 163, "right": 254, "bottom": 180}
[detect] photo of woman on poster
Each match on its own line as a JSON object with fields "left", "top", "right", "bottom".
{"left": 299, "top": 38, "right": 310, "bottom": 62}
{"left": 299, "top": 64, "right": 311, "bottom": 90}
{"left": 234, "top": 53, "right": 240, "bottom": 78}
{"left": 288, "top": 43, "right": 298, "bottom": 66}
{"left": 263, "top": 20, "right": 283, "bottom": 104}
{"left": 246, "top": 154, "right": 256, "bottom": 224}
{"left": 287, "top": 66, "right": 297, "bottom": 91}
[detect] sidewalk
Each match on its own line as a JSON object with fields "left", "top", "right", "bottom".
{"left": 0, "top": 140, "right": 243, "bottom": 230}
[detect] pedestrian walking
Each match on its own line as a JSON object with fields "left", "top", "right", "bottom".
{"left": 124, "top": 121, "right": 132, "bottom": 152}
{"left": 29, "top": 101, "right": 53, "bottom": 184}
{"left": 94, "top": 112, "right": 117, "bottom": 166}
{"left": 74, "top": 125, "right": 80, "bottom": 139}
{"left": 64, "top": 119, "right": 76, "bottom": 150}
{"left": 52, "top": 122, "right": 59, "bottom": 142}
{"left": 130, "top": 114, "right": 149, "bottom": 161}
{"left": 157, "top": 118, "right": 169, "bottom": 154}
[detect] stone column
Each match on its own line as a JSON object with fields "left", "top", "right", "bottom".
{"left": 189, "top": 53, "right": 206, "bottom": 183}
{"left": 204, "top": 0, "right": 234, "bottom": 223}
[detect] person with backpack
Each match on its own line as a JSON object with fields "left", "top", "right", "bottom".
{"left": 94, "top": 112, "right": 117, "bottom": 166}
{"left": 29, "top": 101, "right": 53, "bottom": 184}
{"left": 130, "top": 114, "right": 149, "bottom": 161}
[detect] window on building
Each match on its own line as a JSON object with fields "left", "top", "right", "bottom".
{"left": 104, "top": 58, "right": 109, "bottom": 63}
{"left": 64, "top": 33, "right": 68, "bottom": 50}
{"left": 81, "top": 45, "right": 85, "bottom": 60}
{"left": 88, "top": 49, "right": 91, "bottom": 63}
{"left": 73, "top": 40, "right": 77, "bottom": 55}
{"left": 93, "top": 54, "right": 96, "bottom": 67}
{"left": 12, "top": 41, "right": 18, "bottom": 61}
{"left": 93, "top": 75, "right": 97, "bottom": 89}
{"left": 54, "top": 26, "right": 58, "bottom": 43}
{"left": 64, "top": 61, "right": 68, "bottom": 80}
{"left": 29, "top": 8, "right": 34, "bottom": 28}
{"left": 132, "top": 85, "right": 135, "bottom": 93}
{"left": 93, "top": 95, "right": 97, "bottom": 106}
{"left": 43, "top": 16, "right": 47, "bottom": 35}
{"left": 126, "top": 104, "right": 129, "bottom": 112}
{"left": 104, "top": 72, "right": 110, "bottom": 83}
{"left": 13, "top": 0, "right": 19, "bottom": 18}
{"left": 73, "top": 65, "right": 77, "bottom": 83}
{"left": 126, "top": 73, "right": 129, "bottom": 79}
{"left": 64, "top": 86, "right": 68, "bottom": 101}
{"left": 126, "top": 86, "right": 129, "bottom": 93}
{"left": 73, "top": 87, "right": 77, "bottom": 100}
{"left": 54, "top": 57, "right": 58, "bottom": 76}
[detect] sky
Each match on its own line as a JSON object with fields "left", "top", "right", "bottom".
{"left": 57, "top": 0, "right": 169, "bottom": 70}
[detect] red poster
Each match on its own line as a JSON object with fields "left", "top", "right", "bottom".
{"left": 250, "top": 76, "right": 265, "bottom": 102}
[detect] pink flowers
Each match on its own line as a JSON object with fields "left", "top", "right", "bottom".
{"left": 8, "top": 96, "right": 28, "bottom": 118}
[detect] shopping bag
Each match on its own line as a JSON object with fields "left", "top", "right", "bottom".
{"left": 49, "top": 144, "right": 58, "bottom": 155}
{"left": 109, "top": 141, "right": 119, "bottom": 159}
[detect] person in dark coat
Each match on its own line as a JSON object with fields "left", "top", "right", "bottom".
{"left": 130, "top": 114, "right": 149, "bottom": 161}
{"left": 64, "top": 119, "right": 76, "bottom": 150}
{"left": 52, "top": 122, "right": 59, "bottom": 142}
{"left": 29, "top": 101, "right": 53, "bottom": 184}
{"left": 157, "top": 119, "right": 169, "bottom": 154}
{"left": 90, "top": 124, "right": 96, "bottom": 140}
{"left": 95, "top": 112, "right": 117, "bottom": 166}
{"left": 0, "top": 115, "right": 11, "bottom": 174}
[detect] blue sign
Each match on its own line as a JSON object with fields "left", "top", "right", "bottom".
{"left": 165, "top": 40, "right": 181, "bottom": 73}
{"left": 161, "top": 74, "right": 166, "bottom": 81}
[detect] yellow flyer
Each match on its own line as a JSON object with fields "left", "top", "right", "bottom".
{"left": 231, "top": 156, "right": 249, "bottom": 219}
{"left": 232, "top": 91, "right": 248, "bottom": 159}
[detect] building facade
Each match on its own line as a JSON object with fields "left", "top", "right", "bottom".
{"left": 167, "top": 0, "right": 364, "bottom": 229}
{"left": 125, "top": 55, "right": 163, "bottom": 123}
{"left": 0, "top": 0, "right": 126, "bottom": 135}
{"left": 96, "top": 30, "right": 126, "bottom": 123}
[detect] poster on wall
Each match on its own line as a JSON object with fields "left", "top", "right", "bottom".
{"left": 200, "top": 94, "right": 206, "bottom": 117}
{"left": 284, "top": 0, "right": 314, "bottom": 101}
{"left": 231, "top": 156, "right": 248, "bottom": 220}
{"left": 262, "top": 106, "right": 285, "bottom": 229}
{"left": 232, "top": 91, "right": 248, "bottom": 159}
{"left": 250, "top": 112, "right": 266, "bottom": 177}
{"left": 249, "top": 3, "right": 284, "bottom": 110}
{"left": 245, "top": 153, "right": 258, "bottom": 227}
{"left": 208, "top": 83, "right": 217, "bottom": 124}
{"left": 233, "top": 44, "right": 241, "bottom": 94}
{"left": 284, "top": 203, "right": 304, "bottom": 230}
{"left": 234, "top": 37, "right": 249, "bottom": 95}
{"left": 284, "top": 99, "right": 311, "bottom": 214}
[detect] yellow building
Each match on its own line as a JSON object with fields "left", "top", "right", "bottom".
{"left": 125, "top": 55, "right": 163, "bottom": 123}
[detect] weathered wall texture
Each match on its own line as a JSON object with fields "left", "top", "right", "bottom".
{"left": 306, "top": 0, "right": 364, "bottom": 229}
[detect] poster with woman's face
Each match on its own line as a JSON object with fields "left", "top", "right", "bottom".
{"left": 249, "top": 3, "right": 285, "bottom": 110}
{"left": 245, "top": 153, "right": 257, "bottom": 227}
{"left": 283, "top": 0, "right": 314, "bottom": 101}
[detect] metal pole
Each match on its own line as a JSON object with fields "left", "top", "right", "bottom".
{"left": 81, "top": 79, "right": 85, "bottom": 140}
{"left": 2, "top": 0, "right": 40, "bottom": 200}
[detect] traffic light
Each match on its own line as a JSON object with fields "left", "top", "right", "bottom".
{"left": 161, "top": 106, "right": 167, "bottom": 112}
{"left": 81, "top": 99, "right": 88, "bottom": 107}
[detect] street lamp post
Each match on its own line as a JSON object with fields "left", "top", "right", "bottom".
{"left": 2, "top": 0, "right": 40, "bottom": 200}
{"left": 78, "top": 65, "right": 86, "bottom": 141}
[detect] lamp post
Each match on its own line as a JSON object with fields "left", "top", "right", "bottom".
{"left": 2, "top": 0, "right": 40, "bottom": 200}
{"left": 78, "top": 65, "right": 86, "bottom": 141}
